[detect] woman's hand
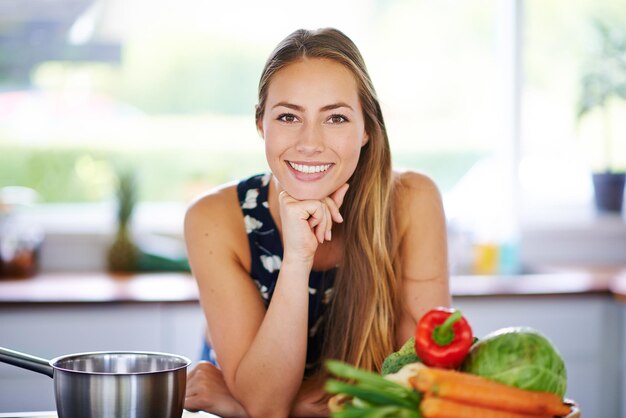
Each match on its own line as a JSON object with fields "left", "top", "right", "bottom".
{"left": 278, "top": 183, "right": 350, "bottom": 265}
{"left": 185, "top": 361, "right": 329, "bottom": 417}
{"left": 185, "top": 361, "right": 247, "bottom": 417}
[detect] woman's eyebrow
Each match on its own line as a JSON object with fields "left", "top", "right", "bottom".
{"left": 272, "top": 102, "right": 304, "bottom": 111}
{"left": 271, "top": 102, "right": 354, "bottom": 112}
{"left": 320, "top": 102, "right": 354, "bottom": 112}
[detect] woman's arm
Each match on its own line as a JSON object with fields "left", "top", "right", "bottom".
{"left": 185, "top": 361, "right": 328, "bottom": 417}
{"left": 184, "top": 185, "right": 346, "bottom": 418}
{"left": 185, "top": 362, "right": 247, "bottom": 417}
{"left": 394, "top": 171, "right": 452, "bottom": 346}
{"left": 289, "top": 380, "right": 329, "bottom": 417}
{"left": 185, "top": 188, "right": 306, "bottom": 418}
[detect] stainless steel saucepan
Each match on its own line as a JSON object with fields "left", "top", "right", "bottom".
{"left": 0, "top": 346, "right": 191, "bottom": 418}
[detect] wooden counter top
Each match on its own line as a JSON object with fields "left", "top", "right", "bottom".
{"left": 1, "top": 268, "right": 625, "bottom": 304}
{"left": 452, "top": 271, "right": 615, "bottom": 297}
{"left": 608, "top": 270, "right": 626, "bottom": 302}
{"left": 0, "top": 272, "right": 199, "bottom": 304}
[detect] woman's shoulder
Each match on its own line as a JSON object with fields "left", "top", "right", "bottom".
{"left": 185, "top": 173, "right": 269, "bottom": 222}
{"left": 184, "top": 180, "right": 250, "bottom": 264}
{"left": 186, "top": 181, "right": 239, "bottom": 223}
{"left": 184, "top": 179, "right": 252, "bottom": 249}
{"left": 392, "top": 169, "right": 442, "bottom": 199}
{"left": 392, "top": 169, "right": 445, "bottom": 228}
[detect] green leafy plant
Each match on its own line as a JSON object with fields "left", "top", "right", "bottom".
{"left": 577, "top": 19, "right": 626, "bottom": 172}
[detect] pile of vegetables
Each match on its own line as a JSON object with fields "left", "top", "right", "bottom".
{"left": 325, "top": 307, "right": 572, "bottom": 418}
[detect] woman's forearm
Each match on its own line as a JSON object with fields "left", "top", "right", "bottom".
{"left": 231, "top": 260, "right": 312, "bottom": 417}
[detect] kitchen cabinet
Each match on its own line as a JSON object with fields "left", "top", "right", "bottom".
{"left": 2, "top": 296, "right": 620, "bottom": 415}
{"left": 455, "top": 294, "right": 623, "bottom": 418}
{"left": 622, "top": 302, "right": 626, "bottom": 418}
{"left": 1, "top": 271, "right": 625, "bottom": 416}
{"left": 0, "top": 302, "right": 205, "bottom": 412}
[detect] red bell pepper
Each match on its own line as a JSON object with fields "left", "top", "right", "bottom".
{"left": 414, "top": 307, "right": 473, "bottom": 369}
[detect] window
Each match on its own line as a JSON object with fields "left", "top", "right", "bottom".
{"left": 2, "top": 0, "right": 623, "bottom": 274}
{"left": 521, "top": 0, "right": 626, "bottom": 216}
{"left": 0, "top": 0, "right": 497, "bottom": 204}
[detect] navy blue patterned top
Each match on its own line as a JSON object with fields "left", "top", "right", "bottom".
{"left": 201, "top": 173, "right": 336, "bottom": 375}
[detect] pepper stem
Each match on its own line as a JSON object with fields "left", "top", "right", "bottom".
{"left": 433, "top": 310, "right": 462, "bottom": 346}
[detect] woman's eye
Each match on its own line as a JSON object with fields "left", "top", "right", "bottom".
{"left": 278, "top": 113, "right": 298, "bottom": 123}
{"left": 328, "top": 114, "right": 348, "bottom": 124}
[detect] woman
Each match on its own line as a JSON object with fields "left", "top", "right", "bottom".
{"left": 184, "top": 28, "right": 450, "bottom": 417}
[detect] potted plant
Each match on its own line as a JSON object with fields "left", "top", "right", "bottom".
{"left": 107, "top": 169, "right": 139, "bottom": 272}
{"left": 577, "top": 19, "right": 626, "bottom": 213}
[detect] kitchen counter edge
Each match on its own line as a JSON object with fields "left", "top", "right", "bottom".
{"left": 1, "top": 269, "right": 626, "bottom": 304}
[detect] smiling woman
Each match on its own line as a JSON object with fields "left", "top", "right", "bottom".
{"left": 183, "top": 28, "right": 450, "bottom": 418}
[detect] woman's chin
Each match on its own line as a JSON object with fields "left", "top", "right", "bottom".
{"left": 273, "top": 171, "right": 343, "bottom": 201}
{"left": 284, "top": 188, "right": 329, "bottom": 201}
{"left": 276, "top": 179, "right": 332, "bottom": 201}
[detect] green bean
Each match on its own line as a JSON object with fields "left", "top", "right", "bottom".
{"left": 325, "top": 380, "right": 416, "bottom": 409}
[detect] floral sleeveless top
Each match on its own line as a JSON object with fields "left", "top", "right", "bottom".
{"left": 201, "top": 173, "right": 336, "bottom": 375}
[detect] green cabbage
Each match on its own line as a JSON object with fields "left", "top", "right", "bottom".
{"left": 461, "top": 326, "right": 567, "bottom": 397}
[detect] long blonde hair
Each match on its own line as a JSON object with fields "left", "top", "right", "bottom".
{"left": 255, "top": 28, "right": 400, "bottom": 376}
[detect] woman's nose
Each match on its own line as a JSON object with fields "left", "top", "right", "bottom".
{"left": 295, "top": 123, "right": 324, "bottom": 154}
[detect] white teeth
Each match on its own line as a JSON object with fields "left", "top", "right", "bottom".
{"left": 288, "top": 162, "right": 332, "bottom": 174}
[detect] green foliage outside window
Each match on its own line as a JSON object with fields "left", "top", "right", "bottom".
{"left": 0, "top": 145, "right": 482, "bottom": 203}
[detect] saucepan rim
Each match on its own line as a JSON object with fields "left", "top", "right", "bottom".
{"left": 50, "top": 350, "right": 191, "bottom": 376}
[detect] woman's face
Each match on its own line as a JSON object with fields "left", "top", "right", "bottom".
{"left": 259, "top": 58, "right": 369, "bottom": 200}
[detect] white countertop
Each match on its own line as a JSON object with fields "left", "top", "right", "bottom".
{"left": 0, "top": 411, "right": 219, "bottom": 418}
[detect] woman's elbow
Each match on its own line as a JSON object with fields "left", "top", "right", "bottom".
{"left": 234, "top": 384, "right": 291, "bottom": 418}
{"left": 243, "top": 401, "right": 291, "bottom": 418}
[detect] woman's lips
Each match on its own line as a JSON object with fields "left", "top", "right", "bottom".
{"left": 286, "top": 161, "right": 334, "bottom": 181}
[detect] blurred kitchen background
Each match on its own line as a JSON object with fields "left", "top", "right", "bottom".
{"left": 0, "top": 0, "right": 626, "bottom": 417}
{"left": 1, "top": 0, "right": 626, "bottom": 276}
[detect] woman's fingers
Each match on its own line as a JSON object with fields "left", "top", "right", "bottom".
{"left": 280, "top": 183, "right": 350, "bottom": 246}
{"left": 324, "top": 203, "right": 332, "bottom": 241}
{"left": 310, "top": 188, "right": 349, "bottom": 243}
{"left": 305, "top": 200, "right": 324, "bottom": 227}
{"left": 330, "top": 183, "right": 350, "bottom": 209}
{"left": 282, "top": 191, "right": 326, "bottom": 243}
{"left": 183, "top": 361, "right": 247, "bottom": 416}
{"left": 310, "top": 202, "right": 333, "bottom": 243}
{"left": 184, "top": 363, "right": 206, "bottom": 411}
{"left": 324, "top": 183, "right": 349, "bottom": 224}
{"left": 324, "top": 196, "right": 343, "bottom": 224}
{"left": 309, "top": 202, "right": 328, "bottom": 244}
{"left": 184, "top": 395, "right": 201, "bottom": 412}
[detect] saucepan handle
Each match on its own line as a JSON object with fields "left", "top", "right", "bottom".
{"left": 0, "top": 346, "right": 54, "bottom": 378}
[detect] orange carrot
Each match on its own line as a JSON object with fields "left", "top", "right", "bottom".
{"left": 411, "top": 367, "right": 571, "bottom": 417}
{"left": 420, "top": 396, "right": 553, "bottom": 418}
